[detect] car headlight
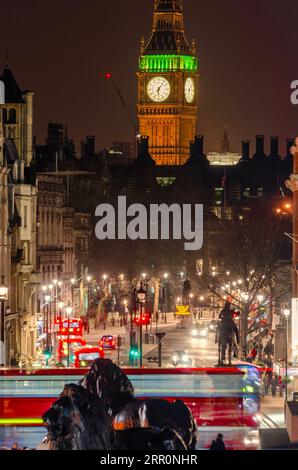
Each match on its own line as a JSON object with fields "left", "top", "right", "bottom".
{"left": 191, "top": 329, "right": 198, "bottom": 336}
{"left": 172, "top": 355, "right": 178, "bottom": 362}
{"left": 200, "top": 329, "right": 208, "bottom": 337}
{"left": 182, "top": 354, "right": 189, "bottom": 362}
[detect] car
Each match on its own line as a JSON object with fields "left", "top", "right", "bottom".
{"left": 171, "top": 351, "right": 194, "bottom": 367}
{"left": 190, "top": 321, "right": 210, "bottom": 338}
{"left": 99, "top": 335, "right": 116, "bottom": 350}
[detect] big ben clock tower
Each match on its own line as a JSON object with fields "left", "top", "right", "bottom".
{"left": 138, "top": 0, "right": 198, "bottom": 166}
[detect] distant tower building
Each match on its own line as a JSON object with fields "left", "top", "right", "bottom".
{"left": 0, "top": 63, "right": 34, "bottom": 166}
{"left": 207, "top": 128, "right": 241, "bottom": 166}
{"left": 46, "top": 122, "right": 64, "bottom": 152}
{"left": 221, "top": 127, "right": 230, "bottom": 153}
{"left": 137, "top": 0, "right": 198, "bottom": 165}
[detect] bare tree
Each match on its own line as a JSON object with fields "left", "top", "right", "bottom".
{"left": 198, "top": 206, "right": 291, "bottom": 353}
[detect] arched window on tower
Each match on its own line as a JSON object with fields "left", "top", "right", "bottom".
{"left": 0, "top": 80, "right": 4, "bottom": 104}
{"left": 2, "top": 108, "right": 8, "bottom": 124}
{"left": 8, "top": 108, "right": 16, "bottom": 124}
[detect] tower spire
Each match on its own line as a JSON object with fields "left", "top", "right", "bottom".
{"left": 145, "top": 0, "right": 190, "bottom": 54}
{"left": 154, "top": 0, "right": 183, "bottom": 12}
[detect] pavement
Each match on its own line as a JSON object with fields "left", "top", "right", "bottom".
{"left": 259, "top": 396, "right": 286, "bottom": 428}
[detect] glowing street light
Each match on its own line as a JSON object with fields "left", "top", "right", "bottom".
{"left": 102, "top": 274, "right": 107, "bottom": 281}
{"left": 163, "top": 273, "right": 169, "bottom": 279}
{"left": 65, "top": 304, "right": 73, "bottom": 316}
{"left": 86, "top": 275, "right": 92, "bottom": 283}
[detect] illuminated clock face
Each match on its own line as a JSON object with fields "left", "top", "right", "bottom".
{"left": 147, "top": 77, "right": 171, "bottom": 102}
{"left": 185, "top": 77, "right": 195, "bottom": 103}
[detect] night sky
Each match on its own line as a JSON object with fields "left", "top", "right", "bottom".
{"left": 1, "top": 0, "right": 298, "bottom": 154}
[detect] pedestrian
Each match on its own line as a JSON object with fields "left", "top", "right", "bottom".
{"left": 264, "top": 372, "right": 271, "bottom": 395}
{"left": 210, "top": 433, "right": 226, "bottom": 451}
{"left": 219, "top": 302, "right": 233, "bottom": 321}
{"left": 271, "top": 374, "right": 278, "bottom": 397}
{"left": 111, "top": 315, "right": 115, "bottom": 327}
{"left": 250, "top": 346, "right": 257, "bottom": 362}
{"left": 11, "top": 442, "right": 19, "bottom": 451}
{"left": 278, "top": 376, "right": 283, "bottom": 397}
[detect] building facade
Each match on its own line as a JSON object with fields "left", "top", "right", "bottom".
{"left": 0, "top": 66, "right": 38, "bottom": 365}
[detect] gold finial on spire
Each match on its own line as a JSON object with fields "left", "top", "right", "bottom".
{"left": 141, "top": 37, "right": 145, "bottom": 54}
{"left": 191, "top": 39, "right": 196, "bottom": 55}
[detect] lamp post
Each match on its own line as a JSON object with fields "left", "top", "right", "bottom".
{"left": 284, "top": 308, "right": 290, "bottom": 402}
{"left": 137, "top": 284, "right": 146, "bottom": 368}
{"left": 86, "top": 275, "right": 92, "bottom": 333}
{"left": 0, "top": 276, "right": 9, "bottom": 366}
{"left": 212, "top": 271, "right": 216, "bottom": 319}
{"left": 53, "top": 280, "right": 58, "bottom": 321}
{"left": 44, "top": 294, "right": 51, "bottom": 352}
{"left": 71, "top": 279, "right": 75, "bottom": 308}
{"left": 163, "top": 273, "right": 169, "bottom": 323}
{"left": 65, "top": 304, "right": 73, "bottom": 367}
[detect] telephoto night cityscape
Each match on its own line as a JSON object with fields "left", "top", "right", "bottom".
{"left": 1, "top": 0, "right": 298, "bottom": 464}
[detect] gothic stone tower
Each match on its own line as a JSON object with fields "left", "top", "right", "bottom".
{"left": 0, "top": 64, "right": 34, "bottom": 167}
{"left": 138, "top": 0, "right": 198, "bottom": 165}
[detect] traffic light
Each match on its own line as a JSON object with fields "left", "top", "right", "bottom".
{"left": 44, "top": 347, "right": 52, "bottom": 365}
{"left": 129, "top": 343, "right": 139, "bottom": 365}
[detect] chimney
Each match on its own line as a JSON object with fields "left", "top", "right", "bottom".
{"left": 193, "top": 135, "right": 204, "bottom": 156}
{"left": 138, "top": 136, "right": 150, "bottom": 157}
{"left": 270, "top": 136, "right": 279, "bottom": 157}
{"left": 256, "top": 135, "right": 265, "bottom": 155}
{"left": 86, "top": 136, "right": 95, "bottom": 156}
{"left": 241, "top": 140, "right": 250, "bottom": 160}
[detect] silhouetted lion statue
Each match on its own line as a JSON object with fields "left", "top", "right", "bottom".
{"left": 43, "top": 358, "right": 197, "bottom": 450}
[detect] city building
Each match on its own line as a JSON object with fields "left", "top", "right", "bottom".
{"left": 0, "top": 65, "right": 39, "bottom": 365}
{"left": 137, "top": 0, "right": 198, "bottom": 165}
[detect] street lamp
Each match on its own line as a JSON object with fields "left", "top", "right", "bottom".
{"left": 0, "top": 276, "right": 9, "bottom": 366}
{"left": 284, "top": 308, "right": 290, "bottom": 402}
{"left": 137, "top": 284, "right": 147, "bottom": 368}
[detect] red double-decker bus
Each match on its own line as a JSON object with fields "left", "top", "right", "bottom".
{"left": 0, "top": 365, "right": 262, "bottom": 449}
